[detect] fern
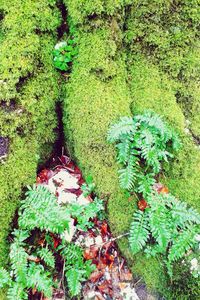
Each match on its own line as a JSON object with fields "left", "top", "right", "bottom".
{"left": 66, "top": 268, "right": 82, "bottom": 296}
{"left": 68, "top": 197, "right": 104, "bottom": 231}
{"left": 27, "top": 263, "right": 53, "bottom": 298}
{"left": 2, "top": 183, "right": 100, "bottom": 299}
{"left": 7, "top": 283, "right": 28, "bottom": 300}
{"left": 149, "top": 206, "right": 171, "bottom": 250}
{"left": 108, "top": 111, "right": 181, "bottom": 197}
{"left": 60, "top": 243, "right": 95, "bottom": 296}
{"left": 168, "top": 226, "right": 199, "bottom": 264}
{"left": 37, "top": 247, "right": 55, "bottom": 269}
{"left": 129, "top": 210, "right": 150, "bottom": 254}
{"left": 107, "top": 116, "right": 136, "bottom": 142}
{"left": 137, "top": 174, "right": 156, "bottom": 198}
{"left": 9, "top": 230, "right": 29, "bottom": 285}
{"left": 128, "top": 191, "right": 200, "bottom": 277}
{"left": 18, "top": 185, "right": 70, "bottom": 234}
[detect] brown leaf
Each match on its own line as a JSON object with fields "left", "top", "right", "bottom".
{"left": 89, "top": 270, "right": 104, "bottom": 283}
{"left": 84, "top": 245, "right": 99, "bottom": 260}
{"left": 138, "top": 199, "right": 148, "bottom": 211}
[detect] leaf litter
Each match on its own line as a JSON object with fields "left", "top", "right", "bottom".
{"left": 36, "top": 155, "right": 140, "bottom": 300}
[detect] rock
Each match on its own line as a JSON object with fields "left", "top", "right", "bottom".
{"left": 120, "top": 283, "right": 140, "bottom": 300}
{"left": 57, "top": 191, "right": 77, "bottom": 204}
{"left": 48, "top": 170, "right": 79, "bottom": 191}
{"left": 77, "top": 194, "right": 91, "bottom": 206}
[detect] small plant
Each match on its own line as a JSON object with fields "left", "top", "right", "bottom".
{"left": 129, "top": 191, "right": 200, "bottom": 276}
{"left": 53, "top": 40, "right": 78, "bottom": 71}
{"left": 0, "top": 185, "right": 98, "bottom": 299}
{"left": 81, "top": 175, "right": 95, "bottom": 196}
{"left": 108, "top": 111, "right": 181, "bottom": 197}
{"left": 53, "top": 20, "right": 78, "bottom": 72}
{"left": 58, "top": 243, "right": 95, "bottom": 296}
{"left": 69, "top": 197, "right": 104, "bottom": 231}
{"left": 108, "top": 111, "right": 199, "bottom": 279}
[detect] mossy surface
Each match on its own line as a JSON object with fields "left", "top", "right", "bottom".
{"left": 63, "top": 25, "right": 135, "bottom": 235}
{"left": 63, "top": 1, "right": 200, "bottom": 298}
{"left": 0, "top": 0, "right": 61, "bottom": 268}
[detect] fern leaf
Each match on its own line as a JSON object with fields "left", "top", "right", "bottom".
{"left": 7, "top": 283, "right": 28, "bottom": 300}
{"left": 107, "top": 117, "right": 136, "bottom": 142}
{"left": 149, "top": 206, "right": 171, "bottom": 250}
{"left": 171, "top": 200, "right": 200, "bottom": 226}
{"left": 137, "top": 174, "right": 156, "bottom": 197}
{"left": 129, "top": 210, "right": 150, "bottom": 254}
{"left": 18, "top": 185, "right": 70, "bottom": 234}
{"left": 37, "top": 247, "right": 55, "bottom": 268}
{"left": 27, "top": 263, "right": 53, "bottom": 298}
{"left": 168, "top": 226, "right": 198, "bottom": 263}
{"left": 66, "top": 268, "right": 82, "bottom": 296}
{"left": 116, "top": 139, "right": 133, "bottom": 164}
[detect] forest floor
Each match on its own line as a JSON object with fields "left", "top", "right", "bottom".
{"left": 35, "top": 154, "right": 147, "bottom": 300}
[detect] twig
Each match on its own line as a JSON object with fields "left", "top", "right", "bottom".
{"left": 98, "top": 232, "right": 130, "bottom": 248}
{"left": 97, "top": 232, "right": 129, "bottom": 260}
{"left": 60, "top": 259, "right": 66, "bottom": 299}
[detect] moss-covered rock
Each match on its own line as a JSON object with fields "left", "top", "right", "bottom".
{"left": 63, "top": 23, "right": 135, "bottom": 234}
{"left": 63, "top": 1, "right": 200, "bottom": 298}
{"left": 0, "top": 0, "right": 61, "bottom": 267}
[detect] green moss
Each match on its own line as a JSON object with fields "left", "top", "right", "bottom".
{"left": 125, "top": 0, "right": 200, "bottom": 139}
{"left": 64, "top": 0, "right": 132, "bottom": 24}
{"left": 63, "top": 25, "right": 135, "bottom": 236}
{"left": 0, "top": 0, "right": 61, "bottom": 270}
{"left": 128, "top": 55, "right": 185, "bottom": 131}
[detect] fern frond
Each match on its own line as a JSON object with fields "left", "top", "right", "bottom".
{"left": 116, "top": 139, "right": 133, "bottom": 164}
{"left": 27, "top": 263, "right": 53, "bottom": 298}
{"left": 66, "top": 268, "right": 82, "bottom": 296}
{"left": 171, "top": 199, "right": 200, "bottom": 227}
{"left": 129, "top": 210, "right": 150, "bottom": 254}
{"left": 107, "top": 117, "right": 136, "bottom": 142}
{"left": 149, "top": 206, "right": 171, "bottom": 250}
{"left": 7, "top": 283, "right": 28, "bottom": 300}
{"left": 10, "top": 232, "right": 28, "bottom": 285}
{"left": 118, "top": 166, "right": 136, "bottom": 190}
{"left": 37, "top": 247, "right": 55, "bottom": 269}
{"left": 60, "top": 243, "right": 83, "bottom": 268}
{"left": 168, "top": 226, "right": 198, "bottom": 264}
{"left": 18, "top": 185, "right": 70, "bottom": 234}
{"left": 137, "top": 174, "right": 156, "bottom": 198}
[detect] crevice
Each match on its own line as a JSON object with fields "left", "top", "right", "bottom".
{"left": 56, "top": 0, "right": 69, "bottom": 39}
{"left": 38, "top": 100, "right": 66, "bottom": 171}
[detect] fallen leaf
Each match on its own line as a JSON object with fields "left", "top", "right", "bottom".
{"left": 84, "top": 245, "right": 99, "bottom": 260}
{"left": 138, "top": 199, "right": 148, "bottom": 211}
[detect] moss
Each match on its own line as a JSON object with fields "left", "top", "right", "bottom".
{"left": 0, "top": 0, "right": 61, "bottom": 268}
{"left": 64, "top": 0, "right": 132, "bottom": 24}
{"left": 63, "top": 2, "right": 200, "bottom": 298}
{"left": 63, "top": 23, "right": 136, "bottom": 235}
{"left": 124, "top": 0, "right": 200, "bottom": 139}
{"left": 127, "top": 55, "right": 185, "bottom": 131}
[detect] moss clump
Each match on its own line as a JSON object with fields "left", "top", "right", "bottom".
{"left": 65, "top": 0, "right": 132, "bottom": 24}
{"left": 125, "top": 0, "right": 200, "bottom": 138}
{"left": 63, "top": 24, "right": 134, "bottom": 230}
{"left": 63, "top": 1, "right": 200, "bottom": 298}
{"left": 0, "top": 0, "right": 61, "bottom": 267}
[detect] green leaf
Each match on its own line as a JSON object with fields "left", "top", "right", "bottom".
{"left": 129, "top": 210, "right": 150, "bottom": 254}
{"left": 37, "top": 247, "right": 55, "bottom": 269}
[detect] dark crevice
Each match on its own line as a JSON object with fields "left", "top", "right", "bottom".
{"left": 57, "top": 0, "right": 68, "bottom": 38}
{"left": 190, "top": 130, "right": 200, "bottom": 146}
{"left": 38, "top": 100, "right": 66, "bottom": 172}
